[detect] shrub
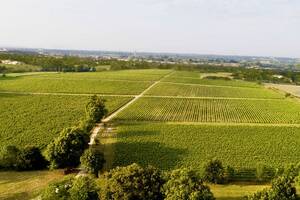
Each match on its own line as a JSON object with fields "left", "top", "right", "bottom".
{"left": 80, "top": 148, "right": 105, "bottom": 177}
{"left": 99, "top": 163, "right": 164, "bottom": 200}
{"left": 164, "top": 168, "right": 215, "bottom": 200}
{"left": 45, "top": 127, "right": 89, "bottom": 169}
{"left": 0, "top": 145, "right": 47, "bottom": 171}
{"left": 256, "top": 163, "right": 269, "bottom": 182}
{"left": 203, "top": 159, "right": 226, "bottom": 184}
{"left": 69, "top": 176, "right": 99, "bottom": 200}
{"left": 41, "top": 176, "right": 73, "bottom": 200}
{"left": 246, "top": 176, "right": 298, "bottom": 200}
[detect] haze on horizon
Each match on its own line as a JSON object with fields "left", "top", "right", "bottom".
{"left": 0, "top": 0, "right": 299, "bottom": 58}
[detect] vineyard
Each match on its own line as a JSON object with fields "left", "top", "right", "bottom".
{"left": 113, "top": 122, "right": 300, "bottom": 169}
{"left": 1, "top": 69, "right": 300, "bottom": 173}
{"left": 114, "top": 97, "right": 300, "bottom": 123}
{"left": 0, "top": 77, "right": 152, "bottom": 95}
{"left": 162, "top": 72, "right": 260, "bottom": 87}
{"left": 146, "top": 82, "right": 283, "bottom": 99}
{"left": 0, "top": 94, "right": 131, "bottom": 148}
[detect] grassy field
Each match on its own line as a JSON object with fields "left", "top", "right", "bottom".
{"left": 113, "top": 122, "right": 300, "bottom": 169}
{"left": 0, "top": 170, "right": 64, "bottom": 200}
{"left": 0, "top": 94, "right": 132, "bottom": 148}
{"left": 146, "top": 82, "right": 283, "bottom": 99}
{"left": 115, "top": 97, "right": 300, "bottom": 123}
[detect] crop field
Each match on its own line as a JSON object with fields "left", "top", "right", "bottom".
{"left": 162, "top": 76, "right": 260, "bottom": 88}
{"left": 115, "top": 97, "right": 300, "bottom": 123}
{"left": 37, "top": 69, "right": 172, "bottom": 81}
{"left": 0, "top": 77, "right": 152, "bottom": 95}
{"left": 146, "top": 82, "right": 283, "bottom": 99}
{"left": 0, "top": 94, "right": 132, "bottom": 148}
{"left": 113, "top": 122, "right": 300, "bottom": 169}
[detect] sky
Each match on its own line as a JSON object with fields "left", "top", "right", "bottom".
{"left": 0, "top": 0, "right": 299, "bottom": 58}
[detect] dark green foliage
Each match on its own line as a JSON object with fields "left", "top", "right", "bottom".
{"left": 246, "top": 176, "right": 298, "bottom": 200}
{"left": 203, "top": 159, "right": 226, "bottom": 184}
{"left": 85, "top": 95, "right": 108, "bottom": 123}
{"left": 163, "top": 168, "right": 215, "bottom": 200}
{"left": 69, "top": 176, "right": 99, "bottom": 200}
{"left": 99, "top": 163, "right": 165, "bottom": 200}
{"left": 41, "top": 176, "right": 73, "bottom": 200}
{"left": 80, "top": 148, "right": 105, "bottom": 177}
{"left": 0, "top": 145, "right": 47, "bottom": 171}
{"left": 45, "top": 127, "right": 89, "bottom": 169}
{"left": 42, "top": 175, "right": 98, "bottom": 200}
{"left": 282, "top": 163, "right": 300, "bottom": 179}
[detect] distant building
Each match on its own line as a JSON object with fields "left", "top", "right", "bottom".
{"left": 1, "top": 60, "right": 22, "bottom": 65}
{"left": 273, "top": 75, "right": 283, "bottom": 79}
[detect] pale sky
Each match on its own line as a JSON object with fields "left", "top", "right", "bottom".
{"left": 0, "top": 0, "right": 299, "bottom": 58}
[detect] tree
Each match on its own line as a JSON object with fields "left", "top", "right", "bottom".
{"left": 0, "top": 145, "right": 47, "bottom": 170}
{"left": 85, "top": 95, "right": 108, "bottom": 123}
{"left": 42, "top": 176, "right": 73, "bottom": 200}
{"left": 247, "top": 176, "right": 298, "bottom": 200}
{"left": 46, "top": 127, "right": 89, "bottom": 169}
{"left": 16, "top": 146, "right": 48, "bottom": 170}
{"left": 80, "top": 148, "right": 105, "bottom": 178}
{"left": 163, "top": 168, "right": 215, "bottom": 200}
{"left": 99, "top": 163, "right": 164, "bottom": 200}
{"left": 69, "top": 176, "right": 99, "bottom": 200}
{"left": 203, "top": 159, "right": 226, "bottom": 184}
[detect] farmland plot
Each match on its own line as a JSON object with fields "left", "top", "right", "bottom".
{"left": 0, "top": 77, "right": 151, "bottom": 95}
{"left": 0, "top": 94, "right": 132, "bottom": 148}
{"left": 115, "top": 97, "right": 300, "bottom": 123}
{"left": 36, "top": 69, "right": 172, "bottom": 81}
{"left": 146, "top": 82, "right": 283, "bottom": 99}
{"left": 162, "top": 76, "right": 260, "bottom": 88}
{"left": 113, "top": 123, "right": 300, "bottom": 169}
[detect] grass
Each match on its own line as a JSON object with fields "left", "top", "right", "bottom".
{"left": 115, "top": 97, "right": 300, "bottom": 123}
{"left": 113, "top": 122, "right": 300, "bottom": 169}
{"left": 0, "top": 94, "right": 132, "bottom": 149}
{"left": 210, "top": 183, "right": 270, "bottom": 200}
{"left": 0, "top": 170, "right": 64, "bottom": 200}
{"left": 146, "top": 82, "right": 283, "bottom": 99}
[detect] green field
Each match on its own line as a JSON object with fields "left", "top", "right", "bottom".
{"left": 115, "top": 97, "right": 300, "bottom": 123}
{"left": 0, "top": 94, "right": 131, "bottom": 148}
{"left": 113, "top": 122, "right": 300, "bottom": 169}
{"left": 146, "top": 82, "right": 283, "bottom": 99}
{"left": 0, "top": 77, "right": 152, "bottom": 95}
{"left": 162, "top": 72, "right": 260, "bottom": 88}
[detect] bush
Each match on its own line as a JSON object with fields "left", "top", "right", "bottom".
{"left": 41, "top": 176, "right": 73, "bottom": 200}
{"left": 80, "top": 148, "right": 105, "bottom": 177}
{"left": 46, "top": 127, "right": 89, "bottom": 169}
{"left": 203, "top": 159, "right": 226, "bottom": 184}
{"left": 99, "top": 163, "right": 164, "bottom": 200}
{"left": 69, "top": 176, "right": 99, "bottom": 200}
{"left": 164, "top": 168, "right": 215, "bottom": 200}
{"left": 256, "top": 163, "right": 269, "bottom": 182}
{"left": 246, "top": 176, "right": 298, "bottom": 200}
{"left": 0, "top": 145, "right": 47, "bottom": 171}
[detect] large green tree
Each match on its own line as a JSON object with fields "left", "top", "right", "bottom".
{"left": 80, "top": 148, "right": 105, "bottom": 177}
{"left": 45, "top": 127, "right": 89, "bottom": 169}
{"left": 163, "top": 168, "right": 215, "bottom": 200}
{"left": 99, "top": 163, "right": 164, "bottom": 200}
